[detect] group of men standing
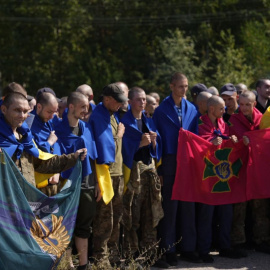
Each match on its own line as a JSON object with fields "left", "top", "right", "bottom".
{"left": 1, "top": 74, "right": 270, "bottom": 269}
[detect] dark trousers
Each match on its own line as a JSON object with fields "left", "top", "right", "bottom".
{"left": 197, "top": 203, "right": 232, "bottom": 255}
{"left": 159, "top": 173, "right": 196, "bottom": 253}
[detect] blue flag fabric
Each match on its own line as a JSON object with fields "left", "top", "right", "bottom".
{"left": 55, "top": 112, "right": 98, "bottom": 179}
{"left": 30, "top": 110, "right": 61, "bottom": 155}
{"left": 0, "top": 114, "right": 39, "bottom": 159}
{"left": 0, "top": 149, "right": 82, "bottom": 270}
{"left": 89, "top": 103, "right": 115, "bottom": 165}
{"left": 153, "top": 94, "right": 198, "bottom": 155}
{"left": 121, "top": 110, "right": 162, "bottom": 170}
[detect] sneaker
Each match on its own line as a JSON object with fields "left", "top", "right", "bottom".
{"left": 200, "top": 253, "right": 214, "bottom": 263}
{"left": 181, "top": 251, "right": 203, "bottom": 263}
{"left": 219, "top": 248, "right": 247, "bottom": 258}
{"left": 165, "top": 252, "right": 178, "bottom": 266}
{"left": 255, "top": 242, "right": 270, "bottom": 254}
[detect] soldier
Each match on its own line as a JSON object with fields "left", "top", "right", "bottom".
{"left": 30, "top": 91, "right": 61, "bottom": 196}
{"left": 90, "top": 83, "right": 127, "bottom": 268}
{"left": 0, "top": 92, "right": 86, "bottom": 187}
{"left": 229, "top": 91, "right": 270, "bottom": 254}
{"left": 55, "top": 92, "right": 99, "bottom": 270}
{"left": 197, "top": 96, "right": 246, "bottom": 262}
{"left": 145, "top": 95, "right": 157, "bottom": 117}
{"left": 121, "top": 87, "right": 163, "bottom": 262}
{"left": 153, "top": 72, "right": 199, "bottom": 266}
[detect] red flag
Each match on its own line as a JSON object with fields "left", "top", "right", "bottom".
{"left": 172, "top": 129, "right": 248, "bottom": 205}
{"left": 245, "top": 128, "right": 270, "bottom": 200}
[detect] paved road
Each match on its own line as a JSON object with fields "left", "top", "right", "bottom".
{"left": 151, "top": 250, "right": 270, "bottom": 270}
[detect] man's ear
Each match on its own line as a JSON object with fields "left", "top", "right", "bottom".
{"left": 1, "top": 105, "right": 7, "bottom": 115}
{"left": 254, "top": 101, "right": 257, "bottom": 107}
{"left": 36, "top": 103, "right": 42, "bottom": 113}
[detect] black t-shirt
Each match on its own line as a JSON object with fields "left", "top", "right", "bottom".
{"left": 70, "top": 125, "right": 95, "bottom": 189}
{"left": 256, "top": 99, "right": 270, "bottom": 114}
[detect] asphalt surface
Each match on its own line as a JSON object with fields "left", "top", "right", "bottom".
{"left": 151, "top": 250, "right": 270, "bottom": 270}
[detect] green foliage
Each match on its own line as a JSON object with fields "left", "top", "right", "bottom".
{"left": 146, "top": 29, "right": 205, "bottom": 98}
{"left": 0, "top": 0, "right": 269, "bottom": 99}
{"left": 210, "top": 30, "right": 254, "bottom": 89}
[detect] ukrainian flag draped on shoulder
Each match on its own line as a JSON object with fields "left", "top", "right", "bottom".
{"left": 55, "top": 111, "right": 98, "bottom": 179}
{"left": 121, "top": 110, "right": 162, "bottom": 188}
{"left": 30, "top": 110, "right": 61, "bottom": 155}
{"left": 0, "top": 149, "right": 82, "bottom": 270}
{"left": 153, "top": 94, "right": 198, "bottom": 156}
{"left": 89, "top": 103, "right": 115, "bottom": 204}
{"left": 0, "top": 115, "right": 57, "bottom": 187}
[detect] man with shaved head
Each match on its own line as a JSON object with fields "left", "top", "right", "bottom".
{"left": 197, "top": 92, "right": 212, "bottom": 116}
{"left": 145, "top": 94, "right": 157, "bottom": 117}
{"left": 0, "top": 92, "right": 87, "bottom": 187}
{"left": 149, "top": 92, "right": 160, "bottom": 106}
{"left": 55, "top": 91, "right": 99, "bottom": 270}
{"left": 197, "top": 95, "right": 244, "bottom": 262}
{"left": 153, "top": 72, "right": 199, "bottom": 266}
{"left": 76, "top": 84, "right": 95, "bottom": 121}
{"left": 229, "top": 91, "right": 270, "bottom": 254}
{"left": 207, "top": 86, "right": 219, "bottom": 96}
{"left": 30, "top": 91, "right": 61, "bottom": 196}
{"left": 115, "top": 81, "right": 130, "bottom": 119}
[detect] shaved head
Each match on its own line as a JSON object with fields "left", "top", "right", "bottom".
{"left": 197, "top": 92, "right": 212, "bottom": 104}
{"left": 115, "top": 82, "right": 129, "bottom": 97}
{"left": 207, "top": 96, "right": 225, "bottom": 109}
{"left": 76, "top": 84, "right": 93, "bottom": 101}
{"left": 239, "top": 90, "right": 256, "bottom": 102}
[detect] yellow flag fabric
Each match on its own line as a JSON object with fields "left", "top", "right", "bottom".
{"left": 260, "top": 106, "right": 270, "bottom": 129}
{"left": 35, "top": 149, "right": 55, "bottom": 188}
{"left": 123, "top": 164, "right": 131, "bottom": 193}
{"left": 95, "top": 163, "right": 114, "bottom": 204}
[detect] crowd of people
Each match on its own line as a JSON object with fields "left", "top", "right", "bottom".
{"left": 0, "top": 73, "right": 270, "bottom": 270}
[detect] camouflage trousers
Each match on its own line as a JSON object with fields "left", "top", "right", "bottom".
{"left": 92, "top": 175, "right": 124, "bottom": 264}
{"left": 231, "top": 199, "right": 270, "bottom": 245}
{"left": 123, "top": 165, "right": 163, "bottom": 256}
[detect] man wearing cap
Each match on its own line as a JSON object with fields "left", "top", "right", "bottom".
{"left": 190, "top": 83, "right": 208, "bottom": 105}
{"left": 30, "top": 91, "right": 61, "bottom": 196}
{"left": 255, "top": 79, "right": 270, "bottom": 114}
{"left": 89, "top": 83, "right": 126, "bottom": 268}
{"left": 220, "top": 83, "right": 239, "bottom": 123}
{"left": 153, "top": 72, "right": 199, "bottom": 266}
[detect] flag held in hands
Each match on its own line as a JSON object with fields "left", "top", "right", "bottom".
{"left": 0, "top": 150, "right": 81, "bottom": 270}
{"left": 172, "top": 129, "right": 248, "bottom": 205}
{"left": 172, "top": 129, "right": 270, "bottom": 205}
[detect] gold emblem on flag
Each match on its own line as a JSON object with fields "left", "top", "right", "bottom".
{"left": 30, "top": 214, "right": 70, "bottom": 259}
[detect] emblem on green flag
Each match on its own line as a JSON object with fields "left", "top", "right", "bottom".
{"left": 203, "top": 148, "right": 242, "bottom": 193}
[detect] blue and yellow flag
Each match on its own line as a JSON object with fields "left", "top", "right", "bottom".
{"left": 0, "top": 150, "right": 82, "bottom": 270}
